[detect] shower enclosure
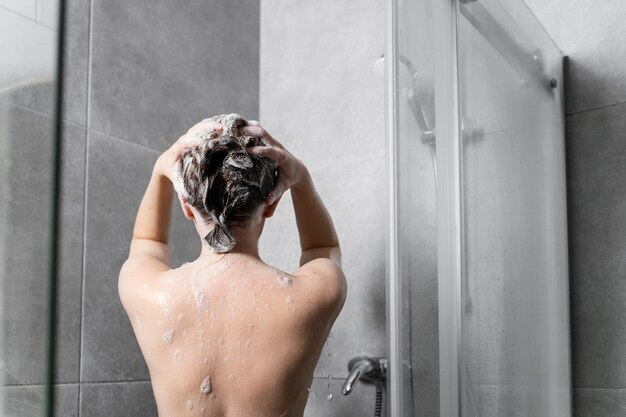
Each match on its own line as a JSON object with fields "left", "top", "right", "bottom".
{"left": 1, "top": 0, "right": 571, "bottom": 415}
{"left": 386, "top": 0, "right": 571, "bottom": 416}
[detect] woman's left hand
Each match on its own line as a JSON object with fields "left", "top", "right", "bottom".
{"left": 154, "top": 119, "right": 223, "bottom": 181}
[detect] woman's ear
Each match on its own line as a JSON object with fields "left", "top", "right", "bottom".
{"left": 262, "top": 194, "right": 282, "bottom": 219}
{"left": 178, "top": 194, "right": 195, "bottom": 220}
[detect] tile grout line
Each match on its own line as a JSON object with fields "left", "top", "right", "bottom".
{"left": 89, "top": 128, "right": 161, "bottom": 155}
{"left": 0, "top": 5, "right": 46, "bottom": 28}
{"left": 565, "top": 100, "right": 626, "bottom": 118}
{"left": 1, "top": 100, "right": 86, "bottom": 128}
{"left": 80, "top": 380, "right": 152, "bottom": 385}
{"left": 3, "top": 380, "right": 153, "bottom": 387}
{"left": 78, "top": 0, "right": 96, "bottom": 414}
{"left": 0, "top": 3, "right": 59, "bottom": 32}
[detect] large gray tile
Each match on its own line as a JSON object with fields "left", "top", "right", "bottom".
{"left": 1, "top": 383, "right": 78, "bottom": 417}
{"left": 81, "top": 132, "right": 157, "bottom": 382}
{"left": 566, "top": 104, "right": 626, "bottom": 388}
{"left": 80, "top": 381, "right": 156, "bottom": 417}
{"left": 524, "top": 0, "right": 626, "bottom": 114}
{"left": 3, "top": 0, "right": 90, "bottom": 125}
{"left": 55, "top": 383, "right": 79, "bottom": 417}
{"left": 304, "top": 376, "right": 382, "bottom": 417}
{"left": 574, "top": 388, "right": 626, "bottom": 417}
{"left": 0, "top": 103, "right": 84, "bottom": 384}
{"left": 259, "top": 0, "right": 385, "bottom": 172}
{"left": 0, "top": 102, "right": 52, "bottom": 385}
{"left": 81, "top": 131, "right": 198, "bottom": 382}
{"left": 260, "top": 156, "right": 387, "bottom": 379}
{"left": 1, "top": 385, "right": 46, "bottom": 417}
{"left": 1, "top": 82, "right": 56, "bottom": 118}
{"left": 89, "top": 0, "right": 260, "bottom": 151}
{"left": 61, "top": 0, "right": 90, "bottom": 125}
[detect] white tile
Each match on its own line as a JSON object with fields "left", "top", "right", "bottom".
{"left": 524, "top": 0, "right": 626, "bottom": 112}
{"left": 36, "top": 0, "right": 59, "bottom": 29}
{"left": 260, "top": 0, "right": 386, "bottom": 172}
{"left": 0, "top": 8, "right": 56, "bottom": 95}
{"left": 0, "top": 0, "right": 36, "bottom": 20}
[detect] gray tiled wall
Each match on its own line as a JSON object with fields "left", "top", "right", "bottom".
{"left": 523, "top": 1, "right": 626, "bottom": 415}
{"left": 1, "top": 384, "right": 79, "bottom": 417}
{"left": 81, "top": 133, "right": 157, "bottom": 383}
{"left": 259, "top": 0, "right": 386, "bottom": 415}
{"left": 53, "top": 0, "right": 260, "bottom": 415}
{"left": 80, "top": 382, "right": 156, "bottom": 417}
{"left": 88, "top": 0, "right": 260, "bottom": 152}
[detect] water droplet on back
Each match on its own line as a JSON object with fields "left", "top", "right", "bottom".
{"left": 285, "top": 296, "right": 295, "bottom": 304}
{"left": 327, "top": 374, "right": 333, "bottom": 401}
{"left": 200, "top": 375, "right": 211, "bottom": 395}
{"left": 162, "top": 329, "right": 175, "bottom": 344}
{"left": 174, "top": 350, "right": 183, "bottom": 361}
{"left": 186, "top": 400, "right": 193, "bottom": 411}
{"left": 195, "top": 291, "right": 209, "bottom": 309}
{"left": 277, "top": 275, "right": 292, "bottom": 287}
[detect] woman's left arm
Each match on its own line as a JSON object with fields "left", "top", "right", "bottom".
{"left": 122, "top": 120, "right": 223, "bottom": 275}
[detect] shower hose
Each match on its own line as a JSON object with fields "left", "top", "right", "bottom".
{"left": 374, "top": 381, "right": 383, "bottom": 417}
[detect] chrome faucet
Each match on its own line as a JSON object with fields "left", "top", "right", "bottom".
{"left": 342, "top": 356, "right": 387, "bottom": 395}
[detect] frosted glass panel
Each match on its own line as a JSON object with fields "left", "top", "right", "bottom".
{"left": 457, "top": 1, "right": 571, "bottom": 416}
{"left": 0, "top": 2, "right": 60, "bottom": 417}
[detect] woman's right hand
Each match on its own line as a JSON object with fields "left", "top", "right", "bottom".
{"left": 242, "top": 121, "right": 309, "bottom": 205}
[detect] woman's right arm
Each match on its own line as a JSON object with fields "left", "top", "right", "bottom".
{"left": 242, "top": 123, "right": 342, "bottom": 267}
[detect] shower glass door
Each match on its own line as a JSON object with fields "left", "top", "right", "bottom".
{"left": 386, "top": 0, "right": 571, "bottom": 416}
{"left": 0, "top": 1, "right": 62, "bottom": 416}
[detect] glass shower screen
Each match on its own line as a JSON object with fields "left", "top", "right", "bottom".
{"left": 386, "top": 0, "right": 571, "bottom": 416}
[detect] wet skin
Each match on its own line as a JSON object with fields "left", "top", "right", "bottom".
{"left": 119, "top": 252, "right": 345, "bottom": 417}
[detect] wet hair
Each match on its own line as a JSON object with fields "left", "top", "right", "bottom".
{"left": 173, "top": 114, "right": 277, "bottom": 253}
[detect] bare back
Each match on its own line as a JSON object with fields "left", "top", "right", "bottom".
{"left": 120, "top": 254, "right": 345, "bottom": 417}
